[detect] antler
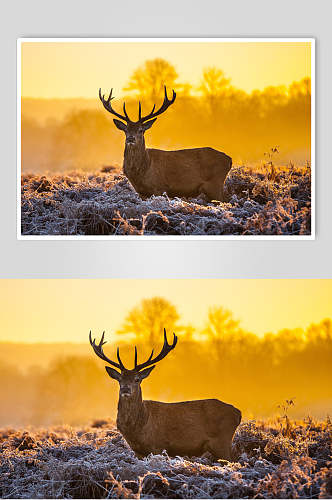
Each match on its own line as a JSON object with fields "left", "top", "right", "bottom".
{"left": 98, "top": 86, "right": 176, "bottom": 124}
{"left": 89, "top": 329, "right": 177, "bottom": 372}
{"left": 89, "top": 331, "right": 126, "bottom": 370}
{"left": 134, "top": 328, "right": 178, "bottom": 372}
{"left": 99, "top": 88, "right": 132, "bottom": 123}
{"left": 137, "top": 86, "right": 176, "bottom": 124}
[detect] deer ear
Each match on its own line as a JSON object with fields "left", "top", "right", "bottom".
{"left": 105, "top": 366, "right": 121, "bottom": 381}
{"left": 113, "top": 119, "right": 127, "bottom": 131}
{"left": 138, "top": 366, "right": 155, "bottom": 380}
{"left": 142, "top": 118, "right": 157, "bottom": 131}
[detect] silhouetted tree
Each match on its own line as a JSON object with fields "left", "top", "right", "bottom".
{"left": 199, "top": 67, "right": 232, "bottom": 112}
{"left": 202, "top": 306, "right": 240, "bottom": 342}
{"left": 124, "top": 59, "right": 179, "bottom": 100}
{"left": 202, "top": 306, "right": 240, "bottom": 363}
{"left": 21, "top": 65, "right": 312, "bottom": 173}
{"left": 1, "top": 311, "right": 332, "bottom": 425}
{"left": 116, "top": 297, "right": 182, "bottom": 345}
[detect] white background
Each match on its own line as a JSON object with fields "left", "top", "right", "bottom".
{"left": 1, "top": 0, "right": 331, "bottom": 278}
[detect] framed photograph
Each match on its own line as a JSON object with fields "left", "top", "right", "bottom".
{"left": 0, "top": 278, "right": 331, "bottom": 498}
{"left": 18, "top": 38, "right": 314, "bottom": 239}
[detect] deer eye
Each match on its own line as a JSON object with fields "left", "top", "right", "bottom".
{"left": 134, "top": 376, "right": 140, "bottom": 382}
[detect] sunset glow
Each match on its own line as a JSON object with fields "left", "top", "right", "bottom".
{"left": 0, "top": 279, "right": 330, "bottom": 343}
{"left": 20, "top": 39, "right": 312, "bottom": 173}
{"left": 21, "top": 40, "right": 311, "bottom": 98}
{"left": 1, "top": 279, "right": 331, "bottom": 423}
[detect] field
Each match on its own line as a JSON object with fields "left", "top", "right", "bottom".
{"left": 0, "top": 417, "right": 330, "bottom": 499}
{"left": 21, "top": 164, "right": 311, "bottom": 236}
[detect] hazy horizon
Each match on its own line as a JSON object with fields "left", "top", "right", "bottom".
{"left": 20, "top": 41, "right": 312, "bottom": 172}
{"left": 0, "top": 279, "right": 330, "bottom": 425}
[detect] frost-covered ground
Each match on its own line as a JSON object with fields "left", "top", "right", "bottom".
{"left": 0, "top": 419, "right": 330, "bottom": 498}
{"left": 21, "top": 165, "right": 311, "bottom": 236}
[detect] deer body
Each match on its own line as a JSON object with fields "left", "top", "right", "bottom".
{"left": 99, "top": 87, "right": 232, "bottom": 201}
{"left": 89, "top": 330, "right": 242, "bottom": 461}
{"left": 124, "top": 144, "right": 232, "bottom": 200}
{"left": 117, "top": 395, "right": 241, "bottom": 459}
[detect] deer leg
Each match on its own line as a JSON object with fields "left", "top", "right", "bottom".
{"left": 208, "top": 440, "right": 232, "bottom": 461}
{"left": 209, "top": 417, "right": 239, "bottom": 461}
{"left": 200, "top": 450, "right": 214, "bottom": 461}
{"left": 202, "top": 182, "right": 225, "bottom": 202}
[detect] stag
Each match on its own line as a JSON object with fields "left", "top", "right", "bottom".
{"left": 99, "top": 87, "right": 232, "bottom": 201}
{"left": 89, "top": 330, "right": 241, "bottom": 460}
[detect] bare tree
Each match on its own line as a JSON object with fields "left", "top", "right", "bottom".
{"left": 123, "top": 58, "right": 179, "bottom": 101}
{"left": 202, "top": 307, "right": 260, "bottom": 378}
{"left": 203, "top": 306, "right": 240, "bottom": 341}
{"left": 202, "top": 306, "right": 241, "bottom": 360}
{"left": 116, "top": 297, "right": 181, "bottom": 346}
{"left": 199, "top": 67, "right": 232, "bottom": 113}
{"left": 199, "top": 67, "right": 231, "bottom": 95}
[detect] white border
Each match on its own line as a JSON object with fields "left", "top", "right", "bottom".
{"left": 17, "top": 37, "right": 315, "bottom": 240}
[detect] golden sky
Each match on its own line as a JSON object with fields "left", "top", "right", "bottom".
{"left": 21, "top": 41, "right": 312, "bottom": 98}
{"left": 0, "top": 279, "right": 330, "bottom": 343}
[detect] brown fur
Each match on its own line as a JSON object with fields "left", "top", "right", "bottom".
{"left": 117, "top": 388, "right": 241, "bottom": 460}
{"left": 123, "top": 141, "right": 232, "bottom": 201}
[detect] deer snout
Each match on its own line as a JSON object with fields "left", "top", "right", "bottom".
{"left": 126, "top": 136, "right": 136, "bottom": 145}
{"left": 120, "top": 385, "right": 132, "bottom": 397}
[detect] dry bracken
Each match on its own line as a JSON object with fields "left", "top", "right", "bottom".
{"left": 0, "top": 418, "right": 330, "bottom": 498}
{"left": 21, "top": 164, "right": 311, "bottom": 236}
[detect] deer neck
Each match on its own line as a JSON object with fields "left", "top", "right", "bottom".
{"left": 123, "top": 139, "right": 150, "bottom": 191}
{"left": 117, "top": 388, "right": 147, "bottom": 438}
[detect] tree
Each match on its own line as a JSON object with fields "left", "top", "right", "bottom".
{"left": 202, "top": 306, "right": 240, "bottom": 342}
{"left": 202, "top": 306, "right": 250, "bottom": 363}
{"left": 123, "top": 58, "right": 179, "bottom": 100}
{"left": 116, "top": 297, "right": 182, "bottom": 346}
{"left": 201, "top": 307, "right": 261, "bottom": 387}
{"left": 289, "top": 77, "right": 311, "bottom": 99}
{"left": 199, "top": 67, "right": 231, "bottom": 106}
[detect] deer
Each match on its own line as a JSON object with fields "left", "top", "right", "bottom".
{"left": 89, "top": 329, "right": 241, "bottom": 461}
{"left": 99, "top": 87, "right": 232, "bottom": 201}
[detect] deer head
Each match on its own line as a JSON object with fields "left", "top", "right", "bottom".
{"left": 98, "top": 86, "right": 176, "bottom": 147}
{"left": 89, "top": 329, "right": 178, "bottom": 398}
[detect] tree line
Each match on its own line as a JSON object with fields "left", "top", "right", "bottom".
{"left": 0, "top": 297, "right": 330, "bottom": 427}
{"left": 21, "top": 58, "right": 311, "bottom": 173}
